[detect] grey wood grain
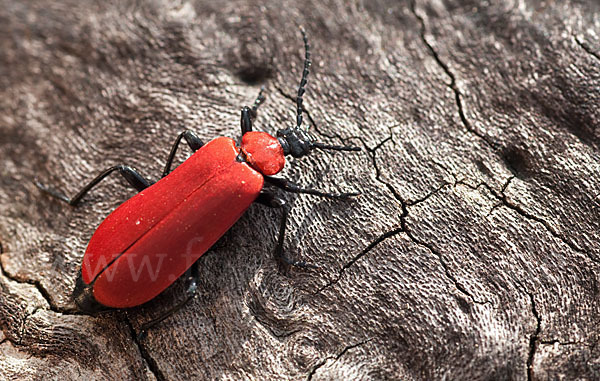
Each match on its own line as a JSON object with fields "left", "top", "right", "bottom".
{"left": 1, "top": 0, "right": 598, "bottom": 379}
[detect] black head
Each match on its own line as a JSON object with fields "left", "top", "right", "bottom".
{"left": 276, "top": 126, "right": 360, "bottom": 158}
{"left": 277, "top": 28, "right": 360, "bottom": 159}
{"left": 276, "top": 127, "right": 314, "bottom": 158}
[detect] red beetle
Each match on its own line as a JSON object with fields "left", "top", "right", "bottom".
{"left": 37, "top": 30, "right": 359, "bottom": 326}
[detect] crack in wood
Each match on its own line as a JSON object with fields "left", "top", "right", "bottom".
{"left": 363, "top": 134, "right": 404, "bottom": 204}
{"left": 401, "top": 226, "right": 490, "bottom": 306}
{"left": 484, "top": 177, "right": 514, "bottom": 216}
{"left": 306, "top": 338, "right": 371, "bottom": 380}
{"left": 361, "top": 131, "right": 486, "bottom": 304}
{"left": 475, "top": 181, "right": 599, "bottom": 264}
{"left": 575, "top": 36, "right": 600, "bottom": 62}
{"left": 410, "top": 0, "right": 499, "bottom": 151}
{"left": 527, "top": 293, "right": 541, "bottom": 381}
{"left": 0, "top": 252, "right": 84, "bottom": 315}
{"left": 435, "top": 169, "right": 597, "bottom": 266}
{"left": 125, "top": 317, "right": 166, "bottom": 381}
{"left": 310, "top": 131, "right": 411, "bottom": 293}
{"left": 364, "top": 129, "right": 579, "bottom": 311}
{"left": 405, "top": 182, "right": 449, "bottom": 206}
{"left": 315, "top": 227, "right": 404, "bottom": 294}
{"left": 0, "top": 254, "right": 75, "bottom": 315}
{"left": 514, "top": 281, "right": 541, "bottom": 381}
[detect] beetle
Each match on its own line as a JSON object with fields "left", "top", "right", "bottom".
{"left": 36, "top": 29, "right": 360, "bottom": 329}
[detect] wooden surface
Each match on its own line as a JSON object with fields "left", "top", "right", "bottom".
{"left": 1, "top": 0, "right": 599, "bottom": 379}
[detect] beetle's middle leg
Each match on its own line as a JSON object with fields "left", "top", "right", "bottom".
{"left": 137, "top": 260, "right": 201, "bottom": 339}
{"left": 36, "top": 165, "right": 152, "bottom": 206}
{"left": 256, "top": 189, "right": 317, "bottom": 269}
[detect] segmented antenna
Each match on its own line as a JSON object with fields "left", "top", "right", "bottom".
{"left": 250, "top": 85, "right": 266, "bottom": 118}
{"left": 296, "top": 27, "right": 311, "bottom": 130}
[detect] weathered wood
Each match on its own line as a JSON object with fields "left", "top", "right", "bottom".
{"left": 1, "top": 0, "right": 599, "bottom": 379}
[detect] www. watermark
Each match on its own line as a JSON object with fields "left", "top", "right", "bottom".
{"left": 80, "top": 236, "right": 207, "bottom": 283}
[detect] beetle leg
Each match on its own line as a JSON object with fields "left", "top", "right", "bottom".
{"left": 264, "top": 176, "right": 360, "bottom": 200}
{"left": 256, "top": 190, "right": 317, "bottom": 269}
{"left": 162, "top": 130, "right": 205, "bottom": 177}
{"left": 240, "top": 86, "right": 266, "bottom": 135}
{"left": 138, "top": 260, "right": 201, "bottom": 339}
{"left": 35, "top": 165, "right": 152, "bottom": 206}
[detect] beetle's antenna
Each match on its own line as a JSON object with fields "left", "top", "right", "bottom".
{"left": 296, "top": 27, "right": 311, "bottom": 131}
{"left": 251, "top": 85, "right": 266, "bottom": 119}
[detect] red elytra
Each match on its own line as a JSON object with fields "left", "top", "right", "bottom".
{"left": 82, "top": 135, "right": 283, "bottom": 308}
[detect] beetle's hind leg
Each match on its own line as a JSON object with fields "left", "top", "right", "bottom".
{"left": 256, "top": 189, "right": 318, "bottom": 269}
{"left": 138, "top": 260, "right": 202, "bottom": 339}
{"left": 36, "top": 165, "right": 152, "bottom": 206}
{"left": 240, "top": 86, "right": 266, "bottom": 135}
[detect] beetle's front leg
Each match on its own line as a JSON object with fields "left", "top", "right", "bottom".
{"left": 240, "top": 87, "right": 266, "bottom": 135}
{"left": 162, "top": 130, "right": 205, "bottom": 177}
{"left": 36, "top": 165, "right": 152, "bottom": 206}
{"left": 264, "top": 176, "right": 360, "bottom": 200}
{"left": 256, "top": 189, "right": 317, "bottom": 269}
